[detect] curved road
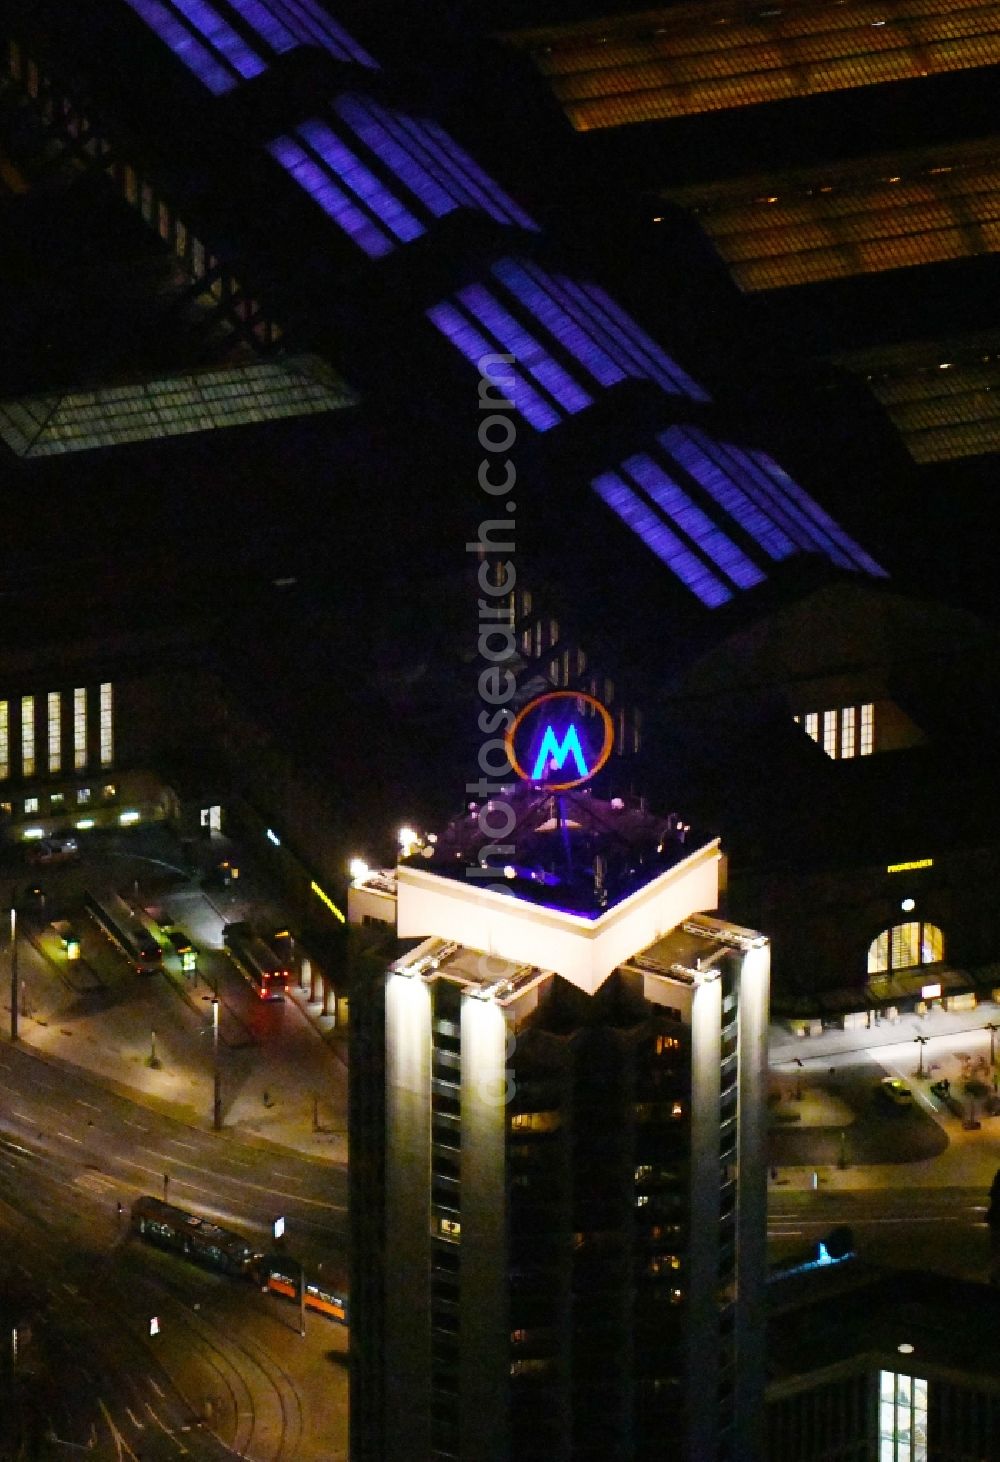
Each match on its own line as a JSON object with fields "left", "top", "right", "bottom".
{"left": 0, "top": 1038, "right": 348, "bottom": 1461}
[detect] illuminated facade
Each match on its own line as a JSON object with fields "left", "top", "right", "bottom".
{"left": 350, "top": 788, "right": 770, "bottom": 1462}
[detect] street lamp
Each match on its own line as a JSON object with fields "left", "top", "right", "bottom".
{"left": 986, "top": 1022, "right": 998, "bottom": 1067}
{"left": 212, "top": 997, "right": 222, "bottom": 1131}
{"left": 9, "top": 904, "right": 17, "bottom": 1044}
{"left": 915, "top": 1034, "right": 929, "bottom": 1078}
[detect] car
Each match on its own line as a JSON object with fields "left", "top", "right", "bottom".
{"left": 878, "top": 1077, "right": 914, "bottom": 1107}
{"left": 25, "top": 836, "right": 79, "bottom": 867}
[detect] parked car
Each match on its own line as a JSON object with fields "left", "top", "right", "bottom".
{"left": 26, "top": 836, "right": 79, "bottom": 867}
{"left": 878, "top": 1077, "right": 914, "bottom": 1107}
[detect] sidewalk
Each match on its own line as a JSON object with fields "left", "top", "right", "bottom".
{"left": 768, "top": 1005, "right": 1000, "bottom": 1191}
{"left": 5, "top": 916, "right": 346, "bottom": 1162}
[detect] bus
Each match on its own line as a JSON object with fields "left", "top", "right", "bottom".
{"left": 83, "top": 891, "right": 162, "bottom": 973}
{"left": 223, "top": 922, "right": 289, "bottom": 1001}
{"left": 265, "top": 1264, "right": 348, "bottom": 1325}
{"left": 130, "top": 1196, "right": 262, "bottom": 1279}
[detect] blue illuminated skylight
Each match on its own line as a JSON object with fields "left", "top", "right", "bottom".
{"left": 659, "top": 425, "right": 885, "bottom": 579}
{"left": 592, "top": 472, "right": 733, "bottom": 607}
{"left": 232, "top": 0, "right": 377, "bottom": 68}
{"left": 622, "top": 453, "right": 765, "bottom": 589}
{"left": 491, "top": 259, "right": 626, "bottom": 389}
{"left": 425, "top": 302, "right": 560, "bottom": 431}
{"left": 457, "top": 284, "right": 593, "bottom": 415}
{"left": 556, "top": 275, "right": 710, "bottom": 402}
{"left": 746, "top": 447, "right": 887, "bottom": 577}
{"left": 296, "top": 119, "right": 423, "bottom": 243}
{"left": 333, "top": 97, "right": 537, "bottom": 230}
{"left": 123, "top": 0, "right": 265, "bottom": 92}
{"left": 658, "top": 426, "right": 797, "bottom": 563}
{"left": 266, "top": 134, "right": 393, "bottom": 257}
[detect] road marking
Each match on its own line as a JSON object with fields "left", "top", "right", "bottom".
{"left": 55, "top": 1131, "right": 84, "bottom": 1145}
{"left": 767, "top": 1228, "right": 803, "bottom": 1236}
{"left": 164, "top": 1139, "right": 198, "bottom": 1152}
{"left": 98, "top": 1398, "right": 142, "bottom": 1462}
{"left": 10, "top": 1110, "right": 33, "bottom": 1122}
{"left": 149, "top": 1377, "right": 166, "bottom": 1400}
{"left": 122, "top": 1119, "right": 149, "bottom": 1131}
{"left": 75, "top": 1099, "right": 101, "bottom": 1112}
{"left": 125, "top": 1408, "right": 145, "bottom": 1430}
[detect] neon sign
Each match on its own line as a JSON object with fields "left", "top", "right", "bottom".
{"left": 886, "top": 858, "right": 933, "bottom": 874}
{"left": 505, "top": 691, "right": 614, "bottom": 792}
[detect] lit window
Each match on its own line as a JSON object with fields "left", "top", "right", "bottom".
{"left": 860, "top": 702, "right": 875, "bottom": 755}
{"left": 671, "top": 1101, "right": 684, "bottom": 1118}
{"left": 102, "top": 783, "right": 117, "bottom": 800}
{"left": 77, "top": 787, "right": 91, "bottom": 805}
{"left": 636, "top": 1194, "right": 650, "bottom": 1208}
{"left": 74, "top": 688, "right": 87, "bottom": 770}
{"left": 47, "top": 691, "right": 61, "bottom": 774}
{"left": 50, "top": 793, "right": 64, "bottom": 808}
{"left": 20, "top": 695, "right": 34, "bottom": 776}
{"left": 798, "top": 703, "right": 876, "bottom": 759}
{"left": 868, "top": 922, "right": 944, "bottom": 974}
{"left": 822, "top": 709, "right": 837, "bottom": 757}
{"left": 879, "top": 1369, "right": 928, "bottom": 1462}
{"left": 656, "top": 1034, "right": 680, "bottom": 1054}
{"left": 99, "top": 683, "right": 113, "bottom": 767}
{"left": 24, "top": 797, "right": 38, "bottom": 814}
{"left": 0, "top": 700, "right": 7, "bottom": 780}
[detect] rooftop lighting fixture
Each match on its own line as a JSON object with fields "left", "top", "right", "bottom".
{"left": 349, "top": 858, "right": 370, "bottom": 882}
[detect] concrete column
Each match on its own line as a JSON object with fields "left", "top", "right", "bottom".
{"left": 385, "top": 974, "right": 433, "bottom": 1461}
{"left": 734, "top": 942, "right": 771, "bottom": 1462}
{"left": 322, "top": 976, "right": 333, "bottom": 1018}
{"left": 310, "top": 961, "right": 320, "bottom": 1003}
{"left": 685, "top": 974, "right": 722, "bottom": 1462}
{"left": 301, "top": 956, "right": 311, "bottom": 994}
{"left": 460, "top": 995, "right": 510, "bottom": 1462}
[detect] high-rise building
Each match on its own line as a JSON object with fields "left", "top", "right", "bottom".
{"left": 349, "top": 785, "right": 770, "bottom": 1461}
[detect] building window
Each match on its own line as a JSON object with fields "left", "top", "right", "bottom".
{"left": 99, "top": 683, "right": 113, "bottom": 767}
{"left": 868, "top": 922, "right": 944, "bottom": 974}
{"left": 50, "top": 792, "right": 64, "bottom": 808}
{"left": 24, "top": 797, "right": 38, "bottom": 814}
{"left": 47, "top": 691, "right": 61, "bottom": 774}
{"left": 77, "top": 787, "right": 91, "bottom": 806}
{"left": 20, "top": 695, "right": 34, "bottom": 776}
{"left": 796, "top": 703, "right": 875, "bottom": 758}
{"left": 879, "top": 1369, "right": 927, "bottom": 1461}
{"left": 656, "top": 1034, "right": 680, "bottom": 1055}
{"left": 102, "top": 783, "right": 117, "bottom": 800}
{"left": 74, "top": 688, "right": 87, "bottom": 770}
{"left": 0, "top": 700, "right": 7, "bottom": 780}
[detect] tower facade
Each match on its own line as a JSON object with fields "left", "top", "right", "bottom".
{"left": 350, "top": 791, "right": 770, "bottom": 1461}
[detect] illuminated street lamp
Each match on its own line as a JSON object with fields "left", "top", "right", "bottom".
{"left": 9, "top": 904, "right": 17, "bottom": 1043}
{"left": 915, "top": 1034, "right": 929, "bottom": 1077}
{"left": 397, "top": 826, "right": 419, "bottom": 857}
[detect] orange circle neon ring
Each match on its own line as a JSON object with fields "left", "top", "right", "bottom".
{"left": 504, "top": 691, "right": 615, "bottom": 792}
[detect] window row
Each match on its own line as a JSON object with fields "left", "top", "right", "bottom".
{"left": 795, "top": 704, "right": 875, "bottom": 759}
{"left": 0, "top": 685, "right": 113, "bottom": 780}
